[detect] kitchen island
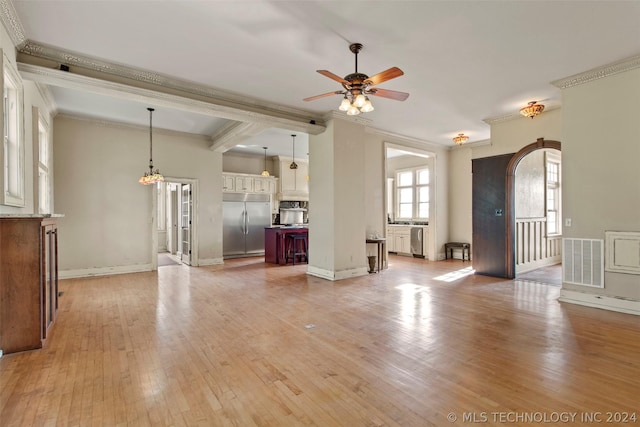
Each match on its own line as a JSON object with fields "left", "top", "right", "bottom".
{"left": 265, "top": 226, "right": 308, "bottom": 265}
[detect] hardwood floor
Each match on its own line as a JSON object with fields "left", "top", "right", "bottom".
{"left": 1, "top": 255, "right": 639, "bottom": 426}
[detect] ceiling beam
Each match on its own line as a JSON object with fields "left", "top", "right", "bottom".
{"left": 209, "top": 122, "right": 272, "bottom": 152}
{"left": 17, "top": 42, "right": 326, "bottom": 135}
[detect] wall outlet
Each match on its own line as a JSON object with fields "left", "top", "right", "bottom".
{"left": 565, "top": 218, "right": 572, "bottom": 227}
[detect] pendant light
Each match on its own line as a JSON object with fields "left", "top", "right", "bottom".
{"left": 138, "top": 108, "right": 164, "bottom": 185}
{"left": 261, "top": 146, "right": 270, "bottom": 176}
{"left": 289, "top": 134, "right": 298, "bottom": 169}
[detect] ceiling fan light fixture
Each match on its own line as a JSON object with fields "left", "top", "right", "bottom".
{"left": 353, "top": 93, "right": 366, "bottom": 108}
{"left": 339, "top": 96, "right": 351, "bottom": 111}
{"left": 520, "top": 101, "right": 545, "bottom": 118}
{"left": 346, "top": 104, "right": 361, "bottom": 116}
{"left": 360, "top": 97, "right": 374, "bottom": 113}
{"left": 452, "top": 133, "right": 469, "bottom": 145}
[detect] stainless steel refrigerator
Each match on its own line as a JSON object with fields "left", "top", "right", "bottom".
{"left": 223, "top": 193, "right": 271, "bottom": 258}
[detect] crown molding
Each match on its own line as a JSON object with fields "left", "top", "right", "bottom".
{"left": 551, "top": 54, "right": 640, "bottom": 89}
{"left": 369, "top": 127, "right": 444, "bottom": 153}
{"left": 0, "top": 0, "right": 26, "bottom": 48}
{"left": 483, "top": 104, "right": 560, "bottom": 125}
{"left": 17, "top": 41, "right": 326, "bottom": 135}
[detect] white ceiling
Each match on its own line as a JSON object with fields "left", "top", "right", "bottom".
{"left": 8, "top": 1, "right": 640, "bottom": 158}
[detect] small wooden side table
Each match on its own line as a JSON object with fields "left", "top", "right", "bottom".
{"left": 366, "top": 238, "right": 387, "bottom": 272}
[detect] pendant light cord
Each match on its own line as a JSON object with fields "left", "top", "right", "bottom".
{"left": 148, "top": 107, "right": 155, "bottom": 173}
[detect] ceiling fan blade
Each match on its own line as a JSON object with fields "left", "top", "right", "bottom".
{"left": 364, "top": 67, "right": 404, "bottom": 86}
{"left": 317, "top": 70, "right": 348, "bottom": 84}
{"left": 368, "top": 88, "right": 410, "bottom": 101}
{"left": 303, "top": 91, "right": 343, "bottom": 102}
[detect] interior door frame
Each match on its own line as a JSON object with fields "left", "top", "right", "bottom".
{"left": 505, "top": 138, "right": 561, "bottom": 278}
{"left": 151, "top": 177, "right": 199, "bottom": 269}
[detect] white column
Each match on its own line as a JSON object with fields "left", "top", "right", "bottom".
{"left": 307, "top": 116, "right": 369, "bottom": 280}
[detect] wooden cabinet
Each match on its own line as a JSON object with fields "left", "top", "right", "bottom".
{"left": 0, "top": 216, "right": 59, "bottom": 354}
{"left": 235, "top": 176, "right": 254, "bottom": 192}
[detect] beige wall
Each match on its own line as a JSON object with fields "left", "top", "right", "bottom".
{"left": 223, "top": 151, "right": 273, "bottom": 175}
{"left": 561, "top": 67, "right": 640, "bottom": 301}
{"left": 54, "top": 116, "right": 223, "bottom": 276}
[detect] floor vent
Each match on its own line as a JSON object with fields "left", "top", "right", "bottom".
{"left": 562, "top": 238, "right": 604, "bottom": 288}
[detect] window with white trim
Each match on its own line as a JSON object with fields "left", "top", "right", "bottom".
{"left": 1, "top": 52, "right": 25, "bottom": 207}
{"left": 36, "top": 110, "right": 50, "bottom": 213}
{"left": 396, "top": 167, "right": 429, "bottom": 220}
{"left": 546, "top": 152, "right": 561, "bottom": 236}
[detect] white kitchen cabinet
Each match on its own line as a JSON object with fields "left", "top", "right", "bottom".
{"left": 235, "top": 176, "right": 254, "bottom": 192}
{"left": 253, "top": 177, "right": 271, "bottom": 193}
{"left": 274, "top": 157, "right": 309, "bottom": 201}
{"left": 386, "top": 227, "right": 396, "bottom": 252}
{"left": 222, "top": 174, "right": 236, "bottom": 192}
{"left": 387, "top": 225, "right": 411, "bottom": 254}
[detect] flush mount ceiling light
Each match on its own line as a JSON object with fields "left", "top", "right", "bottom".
{"left": 520, "top": 101, "right": 545, "bottom": 119}
{"left": 452, "top": 133, "right": 469, "bottom": 145}
{"left": 261, "top": 147, "right": 270, "bottom": 177}
{"left": 138, "top": 108, "right": 164, "bottom": 185}
{"left": 289, "top": 134, "right": 298, "bottom": 169}
{"left": 303, "top": 43, "right": 409, "bottom": 116}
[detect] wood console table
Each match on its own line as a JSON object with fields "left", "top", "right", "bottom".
{"left": 366, "top": 237, "right": 386, "bottom": 272}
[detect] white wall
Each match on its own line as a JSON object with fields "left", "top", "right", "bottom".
{"left": 561, "top": 67, "right": 640, "bottom": 301}
{"left": 54, "top": 116, "right": 223, "bottom": 277}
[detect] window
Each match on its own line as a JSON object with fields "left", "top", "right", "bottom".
{"left": 1, "top": 52, "right": 25, "bottom": 207}
{"left": 396, "top": 167, "right": 429, "bottom": 220}
{"left": 546, "top": 152, "right": 561, "bottom": 235}
{"left": 35, "top": 109, "right": 50, "bottom": 213}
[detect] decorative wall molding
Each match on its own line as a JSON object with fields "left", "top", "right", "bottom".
{"left": 372, "top": 128, "right": 443, "bottom": 153}
{"left": 552, "top": 54, "right": 640, "bottom": 89}
{"left": 0, "top": 0, "right": 26, "bottom": 48}
{"left": 307, "top": 265, "right": 369, "bottom": 281}
{"left": 559, "top": 289, "right": 640, "bottom": 316}
{"left": 198, "top": 258, "right": 224, "bottom": 266}
{"left": 59, "top": 264, "right": 153, "bottom": 280}
{"left": 34, "top": 82, "right": 57, "bottom": 116}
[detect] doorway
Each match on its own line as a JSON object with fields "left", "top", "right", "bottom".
{"left": 152, "top": 178, "right": 199, "bottom": 269}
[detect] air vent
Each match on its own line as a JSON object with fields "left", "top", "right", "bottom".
{"left": 562, "top": 238, "right": 604, "bottom": 288}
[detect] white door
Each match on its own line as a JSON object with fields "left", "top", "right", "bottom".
{"left": 181, "top": 184, "right": 192, "bottom": 265}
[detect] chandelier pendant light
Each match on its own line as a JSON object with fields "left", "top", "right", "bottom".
{"left": 289, "top": 134, "right": 298, "bottom": 169}
{"left": 139, "top": 107, "right": 164, "bottom": 185}
{"left": 452, "top": 133, "right": 469, "bottom": 145}
{"left": 520, "top": 101, "right": 545, "bottom": 119}
{"left": 261, "top": 146, "right": 270, "bottom": 176}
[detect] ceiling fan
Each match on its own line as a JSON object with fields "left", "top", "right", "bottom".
{"left": 303, "top": 43, "right": 409, "bottom": 116}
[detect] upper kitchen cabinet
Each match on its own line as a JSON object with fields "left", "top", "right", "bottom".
{"left": 274, "top": 157, "right": 308, "bottom": 201}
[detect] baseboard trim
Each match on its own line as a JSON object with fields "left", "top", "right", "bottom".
{"left": 198, "top": 258, "right": 224, "bottom": 266}
{"left": 559, "top": 289, "right": 640, "bottom": 316}
{"left": 60, "top": 264, "right": 152, "bottom": 279}
{"left": 307, "top": 265, "right": 369, "bottom": 281}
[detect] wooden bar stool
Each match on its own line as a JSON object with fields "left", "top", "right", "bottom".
{"left": 285, "top": 234, "right": 308, "bottom": 265}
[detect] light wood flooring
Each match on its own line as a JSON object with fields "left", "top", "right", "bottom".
{"left": 1, "top": 255, "right": 639, "bottom": 426}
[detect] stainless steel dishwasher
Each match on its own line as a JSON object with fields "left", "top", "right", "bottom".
{"left": 410, "top": 227, "right": 424, "bottom": 258}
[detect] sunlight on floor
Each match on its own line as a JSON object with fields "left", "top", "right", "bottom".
{"left": 433, "top": 266, "right": 476, "bottom": 282}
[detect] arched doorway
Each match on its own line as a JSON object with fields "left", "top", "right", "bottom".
{"left": 505, "top": 138, "right": 561, "bottom": 278}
